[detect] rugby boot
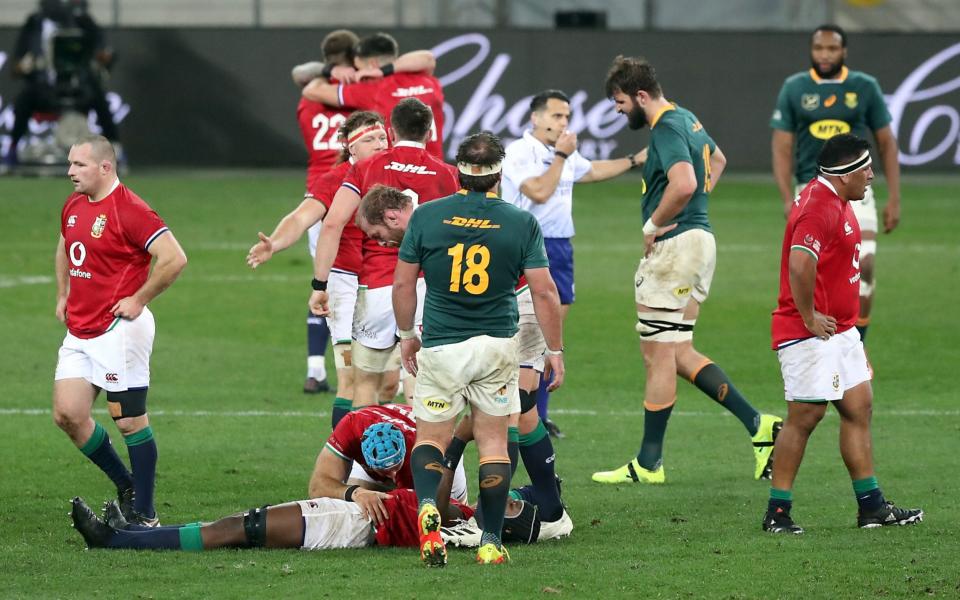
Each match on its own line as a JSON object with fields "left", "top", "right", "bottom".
{"left": 417, "top": 503, "right": 447, "bottom": 567}
{"left": 857, "top": 501, "right": 923, "bottom": 528}
{"left": 476, "top": 542, "right": 510, "bottom": 564}
{"left": 592, "top": 458, "right": 665, "bottom": 484}
{"left": 762, "top": 507, "right": 804, "bottom": 534}
{"left": 753, "top": 414, "right": 784, "bottom": 480}
{"left": 71, "top": 497, "right": 115, "bottom": 548}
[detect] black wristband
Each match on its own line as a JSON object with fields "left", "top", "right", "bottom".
{"left": 627, "top": 153, "right": 637, "bottom": 168}
{"left": 554, "top": 150, "right": 569, "bottom": 160}
{"left": 344, "top": 485, "right": 360, "bottom": 502}
{"left": 321, "top": 63, "right": 334, "bottom": 79}
{"left": 311, "top": 278, "right": 328, "bottom": 291}
{"left": 380, "top": 63, "right": 395, "bottom": 76}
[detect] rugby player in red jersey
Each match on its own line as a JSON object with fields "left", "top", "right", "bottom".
{"left": 308, "top": 98, "right": 458, "bottom": 414}
{"left": 54, "top": 135, "right": 187, "bottom": 527}
{"left": 762, "top": 134, "right": 922, "bottom": 534}
{"left": 303, "top": 32, "right": 446, "bottom": 159}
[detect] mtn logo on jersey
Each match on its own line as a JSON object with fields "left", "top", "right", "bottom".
{"left": 443, "top": 216, "right": 501, "bottom": 229}
{"left": 809, "top": 119, "right": 851, "bottom": 140}
{"left": 384, "top": 162, "right": 437, "bottom": 175}
{"left": 391, "top": 85, "right": 434, "bottom": 98}
{"left": 91, "top": 214, "right": 108, "bottom": 238}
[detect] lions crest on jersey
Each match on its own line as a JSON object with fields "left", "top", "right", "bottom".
{"left": 91, "top": 214, "right": 108, "bottom": 238}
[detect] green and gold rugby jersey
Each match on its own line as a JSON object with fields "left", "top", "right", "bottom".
{"left": 641, "top": 103, "right": 716, "bottom": 241}
{"left": 398, "top": 190, "right": 549, "bottom": 348}
{"left": 771, "top": 66, "right": 891, "bottom": 184}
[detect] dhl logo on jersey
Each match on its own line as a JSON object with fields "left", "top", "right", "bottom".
{"left": 443, "top": 216, "right": 501, "bottom": 229}
{"left": 809, "top": 119, "right": 851, "bottom": 140}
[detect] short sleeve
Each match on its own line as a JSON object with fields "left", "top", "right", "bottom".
{"left": 325, "top": 414, "right": 359, "bottom": 461}
{"left": 521, "top": 214, "right": 550, "bottom": 270}
{"left": 863, "top": 77, "right": 893, "bottom": 131}
{"left": 341, "top": 163, "right": 362, "bottom": 196}
{"left": 770, "top": 81, "right": 795, "bottom": 131}
{"left": 652, "top": 124, "right": 693, "bottom": 174}
{"left": 120, "top": 196, "right": 168, "bottom": 251}
{"left": 338, "top": 79, "right": 380, "bottom": 110}
{"left": 308, "top": 169, "right": 338, "bottom": 209}
{"left": 571, "top": 151, "right": 592, "bottom": 181}
{"left": 790, "top": 204, "right": 835, "bottom": 261}
{"left": 397, "top": 208, "right": 423, "bottom": 264}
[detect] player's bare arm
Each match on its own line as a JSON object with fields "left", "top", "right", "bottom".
{"left": 247, "top": 198, "right": 327, "bottom": 269}
{"left": 873, "top": 125, "right": 902, "bottom": 233}
{"left": 302, "top": 78, "right": 340, "bottom": 106}
{"left": 788, "top": 249, "right": 837, "bottom": 340}
{"left": 525, "top": 266, "right": 565, "bottom": 391}
{"left": 578, "top": 149, "right": 644, "bottom": 183}
{"left": 393, "top": 258, "right": 421, "bottom": 376}
{"left": 55, "top": 234, "right": 69, "bottom": 323}
{"left": 308, "top": 447, "right": 391, "bottom": 525}
{"left": 519, "top": 130, "right": 577, "bottom": 203}
{"left": 772, "top": 129, "right": 797, "bottom": 216}
{"left": 642, "top": 161, "right": 695, "bottom": 256}
{"left": 309, "top": 186, "right": 360, "bottom": 316}
{"left": 708, "top": 145, "right": 728, "bottom": 192}
{"left": 110, "top": 232, "right": 187, "bottom": 320}
{"left": 356, "top": 50, "right": 437, "bottom": 79}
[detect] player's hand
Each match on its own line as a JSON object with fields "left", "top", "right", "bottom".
{"left": 400, "top": 337, "right": 421, "bottom": 377}
{"left": 883, "top": 199, "right": 901, "bottom": 233}
{"left": 246, "top": 232, "right": 274, "bottom": 269}
{"left": 803, "top": 311, "right": 837, "bottom": 340}
{"left": 633, "top": 147, "right": 648, "bottom": 166}
{"left": 555, "top": 130, "right": 577, "bottom": 156}
{"left": 354, "top": 67, "right": 385, "bottom": 80}
{"left": 55, "top": 296, "right": 67, "bottom": 324}
{"left": 330, "top": 65, "right": 358, "bottom": 83}
{"left": 110, "top": 296, "right": 145, "bottom": 320}
{"left": 643, "top": 223, "right": 678, "bottom": 257}
{"left": 542, "top": 354, "right": 565, "bottom": 392}
{"left": 309, "top": 290, "right": 330, "bottom": 316}
{"left": 354, "top": 488, "right": 392, "bottom": 526}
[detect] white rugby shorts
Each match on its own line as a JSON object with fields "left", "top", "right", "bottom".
{"left": 777, "top": 327, "right": 871, "bottom": 402}
{"left": 327, "top": 270, "right": 358, "bottom": 345}
{"left": 352, "top": 278, "right": 426, "bottom": 350}
{"left": 413, "top": 335, "right": 520, "bottom": 422}
{"left": 55, "top": 307, "right": 155, "bottom": 393}
{"left": 297, "top": 498, "right": 376, "bottom": 550}
{"left": 634, "top": 229, "right": 716, "bottom": 310}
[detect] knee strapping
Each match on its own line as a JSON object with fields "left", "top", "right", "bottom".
{"left": 106, "top": 388, "right": 148, "bottom": 419}
{"left": 519, "top": 389, "right": 538, "bottom": 414}
{"left": 636, "top": 311, "right": 695, "bottom": 342}
{"left": 242, "top": 505, "right": 270, "bottom": 548}
{"left": 351, "top": 342, "right": 400, "bottom": 373}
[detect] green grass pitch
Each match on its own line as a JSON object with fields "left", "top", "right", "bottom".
{"left": 1, "top": 171, "right": 958, "bottom": 598}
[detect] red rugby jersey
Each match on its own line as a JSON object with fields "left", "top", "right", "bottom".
{"left": 376, "top": 488, "right": 475, "bottom": 547}
{"left": 325, "top": 404, "right": 417, "bottom": 489}
{"left": 772, "top": 176, "right": 862, "bottom": 348}
{"left": 297, "top": 97, "right": 351, "bottom": 189}
{"left": 60, "top": 182, "right": 168, "bottom": 339}
{"left": 341, "top": 142, "right": 458, "bottom": 288}
{"left": 307, "top": 160, "right": 363, "bottom": 275}
{"left": 338, "top": 72, "right": 446, "bottom": 159}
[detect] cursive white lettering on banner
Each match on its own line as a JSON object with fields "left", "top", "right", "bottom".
{"left": 432, "top": 33, "right": 626, "bottom": 161}
{"left": 886, "top": 42, "right": 960, "bottom": 166}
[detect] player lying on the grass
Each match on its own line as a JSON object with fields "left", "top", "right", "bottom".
{"left": 308, "top": 403, "right": 468, "bottom": 511}
{"left": 70, "top": 457, "right": 546, "bottom": 551}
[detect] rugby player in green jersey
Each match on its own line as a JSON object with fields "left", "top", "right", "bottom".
{"left": 356, "top": 132, "right": 565, "bottom": 566}
{"left": 592, "top": 56, "right": 782, "bottom": 485}
{"left": 771, "top": 24, "right": 902, "bottom": 342}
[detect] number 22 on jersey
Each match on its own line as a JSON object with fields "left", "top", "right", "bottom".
{"left": 448, "top": 243, "right": 490, "bottom": 294}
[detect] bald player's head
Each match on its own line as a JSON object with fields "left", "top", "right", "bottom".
{"left": 73, "top": 135, "right": 117, "bottom": 168}
{"left": 67, "top": 135, "right": 118, "bottom": 198}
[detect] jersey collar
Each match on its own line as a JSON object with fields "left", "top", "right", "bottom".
{"left": 809, "top": 65, "right": 849, "bottom": 84}
{"left": 650, "top": 102, "right": 676, "bottom": 129}
{"left": 456, "top": 189, "right": 499, "bottom": 199}
{"left": 394, "top": 140, "right": 426, "bottom": 149}
{"left": 89, "top": 178, "right": 121, "bottom": 203}
{"left": 816, "top": 175, "right": 840, "bottom": 198}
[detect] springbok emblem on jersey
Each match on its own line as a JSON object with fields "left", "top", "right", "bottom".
{"left": 91, "top": 214, "right": 108, "bottom": 238}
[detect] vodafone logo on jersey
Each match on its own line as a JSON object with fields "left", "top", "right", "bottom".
{"left": 68, "top": 241, "right": 92, "bottom": 279}
{"left": 384, "top": 161, "right": 437, "bottom": 175}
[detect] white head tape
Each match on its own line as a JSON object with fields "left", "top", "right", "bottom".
{"left": 819, "top": 149, "right": 872, "bottom": 176}
{"left": 457, "top": 161, "right": 503, "bottom": 176}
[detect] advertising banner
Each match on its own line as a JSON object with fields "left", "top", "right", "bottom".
{"left": 1, "top": 27, "right": 957, "bottom": 170}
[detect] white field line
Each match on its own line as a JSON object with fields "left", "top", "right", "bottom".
{"left": 0, "top": 407, "right": 956, "bottom": 419}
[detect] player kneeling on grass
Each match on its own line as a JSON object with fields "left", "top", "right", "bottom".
{"left": 358, "top": 132, "right": 565, "bottom": 566}
{"left": 763, "top": 134, "right": 922, "bottom": 534}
